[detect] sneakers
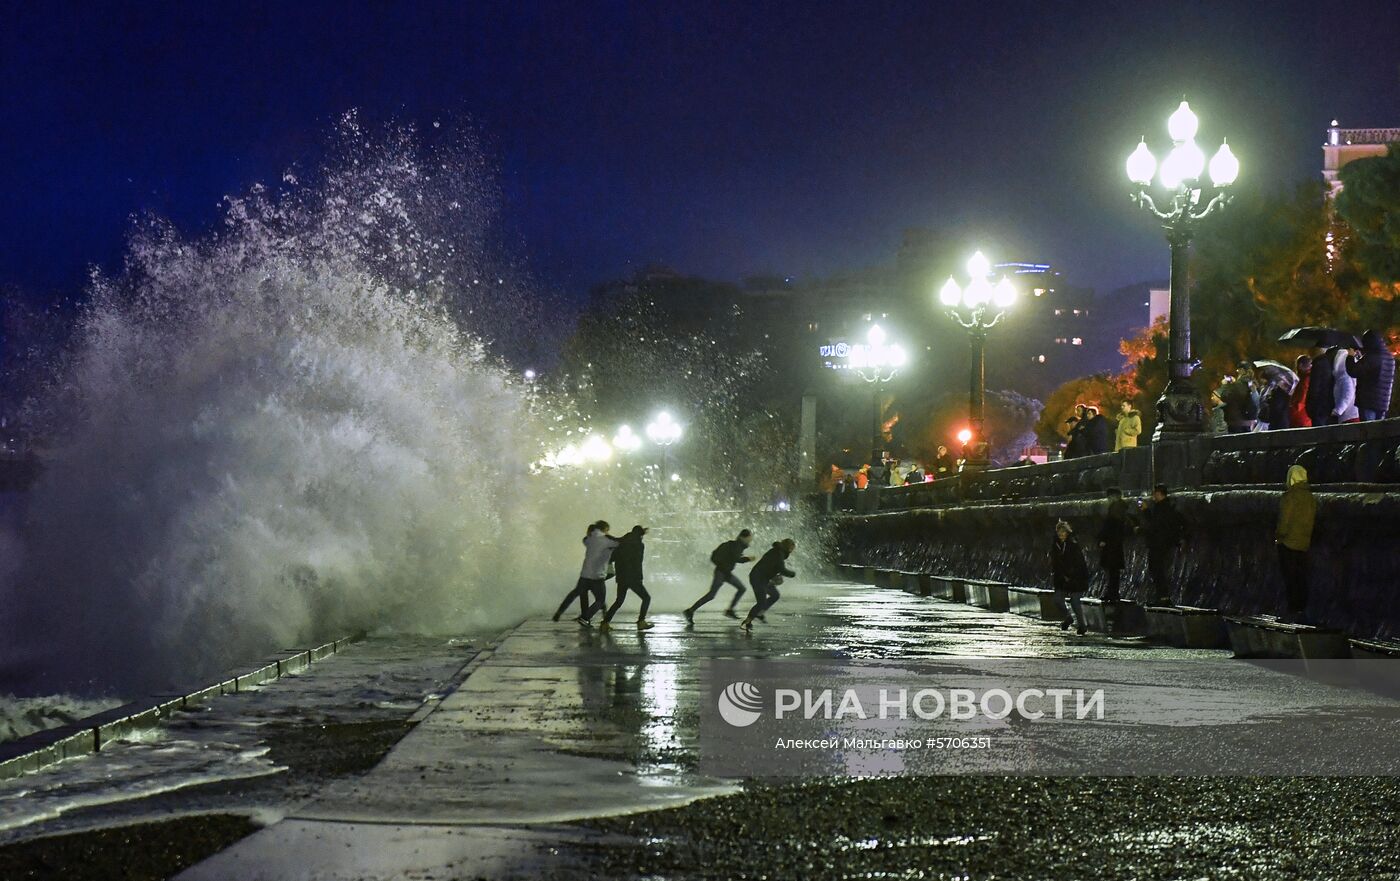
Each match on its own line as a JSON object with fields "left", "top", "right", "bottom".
{"left": 598, "top": 619, "right": 611, "bottom": 631}
{"left": 1060, "top": 617, "right": 1072, "bottom": 631}
{"left": 575, "top": 616, "right": 591, "bottom": 628}
{"left": 740, "top": 618, "right": 754, "bottom": 632}
{"left": 636, "top": 620, "right": 655, "bottom": 630}
{"left": 722, "top": 609, "right": 739, "bottom": 619}
{"left": 1076, "top": 625, "right": 1087, "bottom": 636}
{"left": 683, "top": 609, "right": 694, "bottom": 626}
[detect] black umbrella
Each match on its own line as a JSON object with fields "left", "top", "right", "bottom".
{"left": 1277, "top": 326, "right": 1361, "bottom": 349}
{"left": 1251, "top": 359, "right": 1299, "bottom": 387}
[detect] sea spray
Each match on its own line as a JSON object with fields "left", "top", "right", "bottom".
{"left": 2, "top": 118, "right": 610, "bottom": 696}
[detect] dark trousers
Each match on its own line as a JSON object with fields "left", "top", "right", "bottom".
{"left": 555, "top": 577, "right": 606, "bottom": 621}
{"left": 746, "top": 576, "right": 781, "bottom": 619}
{"left": 604, "top": 578, "right": 651, "bottom": 622}
{"left": 1278, "top": 545, "right": 1310, "bottom": 619}
{"left": 1102, "top": 568, "right": 1122, "bottom": 604}
{"left": 688, "top": 568, "right": 747, "bottom": 613}
{"left": 1055, "top": 591, "right": 1086, "bottom": 628}
{"left": 1147, "top": 547, "right": 1174, "bottom": 604}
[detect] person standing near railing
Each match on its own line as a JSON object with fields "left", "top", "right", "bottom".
{"left": 1275, "top": 465, "right": 1317, "bottom": 625}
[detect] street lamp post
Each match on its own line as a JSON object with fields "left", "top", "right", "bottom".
{"left": 938, "top": 251, "right": 1017, "bottom": 469}
{"left": 1125, "top": 99, "right": 1239, "bottom": 441}
{"left": 849, "top": 323, "right": 908, "bottom": 469}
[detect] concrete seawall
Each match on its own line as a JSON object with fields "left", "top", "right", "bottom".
{"left": 828, "top": 489, "right": 1400, "bottom": 641}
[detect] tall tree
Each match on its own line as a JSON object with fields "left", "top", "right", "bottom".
{"left": 1336, "top": 145, "right": 1400, "bottom": 285}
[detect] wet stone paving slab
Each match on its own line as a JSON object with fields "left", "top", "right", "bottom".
{"left": 4, "top": 583, "right": 1400, "bottom": 879}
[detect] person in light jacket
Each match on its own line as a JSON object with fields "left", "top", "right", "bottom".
{"left": 1276, "top": 465, "right": 1317, "bottom": 624}
{"left": 1114, "top": 402, "right": 1142, "bottom": 451}
{"left": 1332, "top": 347, "right": 1359, "bottom": 423}
{"left": 553, "top": 521, "right": 620, "bottom": 626}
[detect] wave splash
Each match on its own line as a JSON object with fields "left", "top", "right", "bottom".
{"left": 5, "top": 116, "right": 594, "bottom": 695}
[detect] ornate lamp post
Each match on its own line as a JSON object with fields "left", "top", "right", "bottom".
{"left": 645, "top": 411, "right": 683, "bottom": 490}
{"left": 938, "top": 251, "right": 1017, "bottom": 469}
{"left": 1126, "top": 99, "right": 1239, "bottom": 440}
{"left": 849, "top": 323, "right": 908, "bottom": 467}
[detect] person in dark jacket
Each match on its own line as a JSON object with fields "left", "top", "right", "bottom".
{"left": 1276, "top": 466, "right": 1317, "bottom": 623}
{"left": 1261, "top": 377, "right": 1292, "bottom": 430}
{"left": 1139, "top": 485, "right": 1186, "bottom": 605}
{"left": 1085, "top": 406, "right": 1111, "bottom": 454}
{"left": 1352, "top": 329, "right": 1395, "bottom": 421}
{"left": 1305, "top": 347, "right": 1337, "bottom": 427}
{"left": 1097, "top": 489, "right": 1128, "bottom": 608}
{"left": 601, "top": 526, "right": 654, "bottom": 630}
{"left": 740, "top": 539, "right": 798, "bottom": 631}
{"left": 1222, "top": 365, "right": 1260, "bottom": 433}
{"left": 1050, "top": 521, "right": 1089, "bottom": 635}
{"left": 932, "top": 445, "right": 955, "bottom": 476}
{"left": 1064, "top": 405, "right": 1089, "bottom": 458}
{"left": 684, "top": 529, "right": 754, "bottom": 624}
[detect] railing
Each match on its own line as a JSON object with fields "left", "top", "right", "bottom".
{"left": 815, "top": 417, "right": 1400, "bottom": 514}
{"left": 1331, "top": 128, "right": 1400, "bottom": 145}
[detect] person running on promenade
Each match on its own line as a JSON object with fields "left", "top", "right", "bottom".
{"left": 1050, "top": 520, "right": 1089, "bottom": 635}
{"left": 1275, "top": 465, "right": 1317, "bottom": 624}
{"left": 684, "top": 529, "right": 754, "bottom": 624}
{"left": 740, "top": 539, "right": 797, "bottom": 631}
{"left": 601, "top": 525, "right": 654, "bottom": 631}
{"left": 1140, "top": 485, "right": 1186, "bottom": 605}
{"left": 552, "top": 520, "right": 619, "bottom": 626}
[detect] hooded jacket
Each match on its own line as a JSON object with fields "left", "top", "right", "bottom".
{"left": 751, "top": 542, "right": 797, "bottom": 584}
{"left": 1115, "top": 409, "right": 1142, "bottom": 450}
{"left": 1354, "top": 330, "right": 1396, "bottom": 415}
{"left": 1332, "top": 348, "right": 1358, "bottom": 422}
{"left": 1276, "top": 465, "right": 1316, "bottom": 551}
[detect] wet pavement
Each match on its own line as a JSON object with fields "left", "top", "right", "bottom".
{"left": 175, "top": 580, "right": 1339, "bottom": 880}
{"left": 6, "top": 581, "right": 1398, "bottom": 879}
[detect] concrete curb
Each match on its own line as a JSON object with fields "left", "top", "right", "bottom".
{"left": 0, "top": 633, "right": 366, "bottom": 781}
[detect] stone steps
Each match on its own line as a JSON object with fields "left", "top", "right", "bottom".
{"left": 1224, "top": 615, "right": 1351, "bottom": 661}
{"left": 1143, "top": 605, "right": 1229, "bottom": 648}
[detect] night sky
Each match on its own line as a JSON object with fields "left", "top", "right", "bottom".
{"left": 2, "top": 1, "right": 1397, "bottom": 303}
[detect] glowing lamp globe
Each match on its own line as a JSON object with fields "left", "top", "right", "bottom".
{"left": 956, "top": 428, "right": 973, "bottom": 446}
{"left": 966, "top": 250, "right": 992, "bottom": 279}
{"left": 1126, "top": 139, "right": 1156, "bottom": 185}
{"left": 966, "top": 277, "right": 994, "bottom": 307}
{"left": 1209, "top": 140, "right": 1239, "bottom": 186}
{"left": 939, "top": 277, "right": 962, "bottom": 307}
{"left": 993, "top": 277, "right": 1017, "bottom": 309}
{"left": 1167, "top": 100, "right": 1198, "bottom": 142}
{"left": 868, "top": 323, "right": 888, "bottom": 346}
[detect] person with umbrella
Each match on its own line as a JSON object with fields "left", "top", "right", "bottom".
{"left": 1252, "top": 360, "right": 1299, "bottom": 431}
{"left": 1282, "top": 327, "right": 1361, "bottom": 427}
{"left": 1221, "top": 363, "right": 1261, "bottom": 433}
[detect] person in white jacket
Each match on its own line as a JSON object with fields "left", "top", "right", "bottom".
{"left": 552, "top": 521, "right": 620, "bottom": 626}
{"left": 1332, "top": 347, "right": 1360, "bottom": 424}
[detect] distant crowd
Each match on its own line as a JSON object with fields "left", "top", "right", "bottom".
{"left": 1210, "top": 331, "right": 1395, "bottom": 434}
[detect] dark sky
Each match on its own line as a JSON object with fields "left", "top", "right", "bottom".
{"left": 2, "top": 1, "right": 1397, "bottom": 302}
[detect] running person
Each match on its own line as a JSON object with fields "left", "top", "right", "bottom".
{"left": 601, "top": 525, "right": 654, "bottom": 630}
{"left": 553, "top": 521, "right": 619, "bottom": 626}
{"left": 683, "top": 529, "right": 753, "bottom": 624}
{"left": 740, "top": 539, "right": 797, "bottom": 631}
